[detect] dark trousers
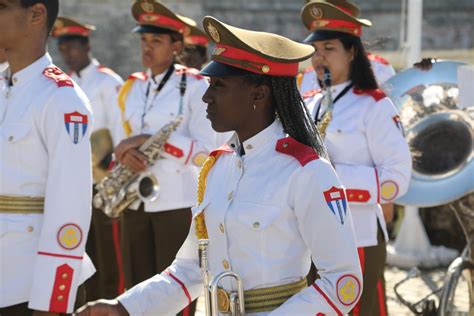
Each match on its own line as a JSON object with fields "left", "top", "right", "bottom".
{"left": 0, "top": 285, "right": 86, "bottom": 316}
{"left": 84, "top": 205, "right": 122, "bottom": 301}
{"left": 351, "top": 225, "right": 388, "bottom": 316}
{"left": 121, "top": 205, "right": 196, "bottom": 316}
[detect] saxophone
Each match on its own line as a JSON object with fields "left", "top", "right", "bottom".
{"left": 317, "top": 67, "right": 333, "bottom": 138}
{"left": 93, "top": 117, "right": 182, "bottom": 218}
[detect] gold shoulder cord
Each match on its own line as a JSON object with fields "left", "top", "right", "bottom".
{"left": 118, "top": 79, "right": 135, "bottom": 137}
{"left": 195, "top": 154, "right": 220, "bottom": 239}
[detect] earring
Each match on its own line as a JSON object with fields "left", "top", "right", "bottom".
{"left": 253, "top": 103, "right": 257, "bottom": 111}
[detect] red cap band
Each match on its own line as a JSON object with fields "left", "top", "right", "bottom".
{"left": 138, "top": 13, "right": 186, "bottom": 32}
{"left": 53, "top": 26, "right": 90, "bottom": 37}
{"left": 311, "top": 18, "right": 362, "bottom": 36}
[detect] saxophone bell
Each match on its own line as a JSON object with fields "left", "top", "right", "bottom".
{"left": 136, "top": 172, "right": 160, "bottom": 203}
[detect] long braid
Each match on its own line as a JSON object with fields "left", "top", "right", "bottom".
{"left": 244, "top": 74, "right": 329, "bottom": 160}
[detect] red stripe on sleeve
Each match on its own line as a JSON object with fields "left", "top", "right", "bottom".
{"left": 164, "top": 270, "right": 192, "bottom": 304}
{"left": 312, "top": 284, "right": 343, "bottom": 316}
{"left": 375, "top": 168, "right": 380, "bottom": 203}
{"left": 184, "top": 140, "right": 195, "bottom": 165}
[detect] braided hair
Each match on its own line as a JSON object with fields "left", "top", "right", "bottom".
{"left": 243, "top": 74, "right": 329, "bottom": 160}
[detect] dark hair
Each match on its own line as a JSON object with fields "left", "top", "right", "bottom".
{"left": 184, "top": 45, "right": 207, "bottom": 59}
{"left": 243, "top": 75, "right": 329, "bottom": 159}
{"left": 57, "top": 35, "right": 89, "bottom": 46}
{"left": 20, "top": 0, "right": 59, "bottom": 35}
{"left": 339, "top": 35, "right": 378, "bottom": 90}
{"left": 169, "top": 32, "right": 184, "bottom": 43}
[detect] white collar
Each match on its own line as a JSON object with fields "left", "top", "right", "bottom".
{"left": 9, "top": 53, "right": 52, "bottom": 87}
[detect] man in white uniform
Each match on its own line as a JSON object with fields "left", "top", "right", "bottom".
{"left": 0, "top": 0, "right": 94, "bottom": 314}
{"left": 52, "top": 16, "right": 125, "bottom": 302}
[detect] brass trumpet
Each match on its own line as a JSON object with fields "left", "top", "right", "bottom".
{"left": 199, "top": 240, "right": 246, "bottom": 316}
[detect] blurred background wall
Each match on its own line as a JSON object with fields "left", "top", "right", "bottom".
{"left": 50, "top": 0, "right": 474, "bottom": 77}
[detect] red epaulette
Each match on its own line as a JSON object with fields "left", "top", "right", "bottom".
{"left": 303, "top": 66, "right": 314, "bottom": 74}
{"left": 367, "top": 52, "right": 390, "bottom": 65}
{"left": 275, "top": 137, "right": 319, "bottom": 166}
{"left": 353, "top": 88, "right": 386, "bottom": 101}
{"left": 175, "top": 67, "right": 205, "bottom": 80}
{"left": 127, "top": 72, "right": 147, "bottom": 81}
{"left": 43, "top": 67, "right": 74, "bottom": 88}
{"left": 209, "top": 144, "right": 234, "bottom": 157}
{"left": 97, "top": 65, "right": 118, "bottom": 76}
{"left": 302, "top": 89, "right": 321, "bottom": 100}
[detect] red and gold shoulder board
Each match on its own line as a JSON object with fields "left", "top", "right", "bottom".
{"left": 367, "top": 52, "right": 390, "bottom": 65}
{"left": 127, "top": 72, "right": 148, "bottom": 81}
{"left": 210, "top": 144, "right": 234, "bottom": 157}
{"left": 302, "top": 88, "right": 321, "bottom": 100}
{"left": 43, "top": 67, "right": 74, "bottom": 88}
{"left": 175, "top": 67, "right": 205, "bottom": 80}
{"left": 97, "top": 65, "right": 118, "bottom": 76}
{"left": 275, "top": 137, "right": 319, "bottom": 166}
{"left": 353, "top": 88, "right": 386, "bottom": 101}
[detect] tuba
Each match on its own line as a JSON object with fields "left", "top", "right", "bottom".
{"left": 381, "top": 61, "right": 474, "bottom": 207}
{"left": 93, "top": 117, "right": 182, "bottom": 218}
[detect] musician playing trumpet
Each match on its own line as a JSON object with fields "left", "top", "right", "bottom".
{"left": 77, "top": 15, "right": 362, "bottom": 316}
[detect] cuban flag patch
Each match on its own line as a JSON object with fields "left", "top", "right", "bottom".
{"left": 323, "top": 186, "right": 347, "bottom": 224}
{"left": 64, "top": 111, "right": 88, "bottom": 144}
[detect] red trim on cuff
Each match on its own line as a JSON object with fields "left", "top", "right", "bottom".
{"left": 38, "top": 252, "right": 83, "bottom": 260}
{"left": 164, "top": 143, "right": 184, "bottom": 158}
{"left": 49, "top": 264, "right": 74, "bottom": 313}
{"left": 375, "top": 168, "right": 380, "bottom": 204}
{"left": 312, "top": 284, "right": 343, "bottom": 316}
{"left": 164, "top": 270, "right": 192, "bottom": 304}
{"left": 346, "top": 189, "right": 371, "bottom": 203}
{"left": 184, "top": 140, "right": 195, "bottom": 165}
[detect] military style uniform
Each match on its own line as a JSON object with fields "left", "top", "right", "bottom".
{"left": 298, "top": 52, "right": 396, "bottom": 96}
{"left": 53, "top": 17, "right": 125, "bottom": 301}
{"left": 301, "top": 1, "right": 413, "bottom": 315}
{"left": 119, "top": 2, "right": 216, "bottom": 315}
{"left": 0, "top": 53, "right": 95, "bottom": 314}
{"left": 116, "top": 16, "right": 362, "bottom": 316}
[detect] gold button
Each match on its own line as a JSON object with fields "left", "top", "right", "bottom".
{"left": 358, "top": 194, "right": 363, "bottom": 200}
{"left": 245, "top": 144, "right": 253, "bottom": 150}
{"left": 27, "top": 226, "right": 34, "bottom": 232}
{"left": 8, "top": 136, "right": 13, "bottom": 142}
{"left": 62, "top": 273, "right": 68, "bottom": 279}
{"left": 219, "top": 223, "right": 225, "bottom": 233}
{"left": 349, "top": 194, "right": 354, "bottom": 199}
{"left": 57, "top": 295, "right": 64, "bottom": 301}
{"left": 253, "top": 222, "right": 260, "bottom": 229}
{"left": 262, "top": 65, "right": 270, "bottom": 73}
{"left": 59, "top": 284, "right": 66, "bottom": 291}
{"left": 227, "top": 191, "right": 233, "bottom": 201}
{"left": 222, "top": 260, "right": 229, "bottom": 269}
{"left": 282, "top": 142, "right": 289, "bottom": 148}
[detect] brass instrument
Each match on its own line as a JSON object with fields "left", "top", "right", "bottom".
{"left": 381, "top": 61, "right": 473, "bottom": 207}
{"left": 317, "top": 67, "right": 334, "bottom": 138}
{"left": 199, "top": 239, "right": 246, "bottom": 316}
{"left": 90, "top": 128, "right": 114, "bottom": 182}
{"left": 92, "top": 117, "right": 182, "bottom": 218}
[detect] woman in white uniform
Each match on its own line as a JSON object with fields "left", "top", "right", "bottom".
{"left": 77, "top": 16, "right": 362, "bottom": 316}
{"left": 300, "top": 1, "right": 412, "bottom": 315}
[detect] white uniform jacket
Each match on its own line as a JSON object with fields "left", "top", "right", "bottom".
{"left": 0, "top": 54, "right": 95, "bottom": 313}
{"left": 69, "top": 58, "right": 124, "bottom": 144}
{"left": 118, "top": 120, "right": 363, "bottom": 315}
{"left": 298, "top": 53, "right": 396, "bottom": 97}
{"left": 304, "top": 82, "right": 412, "bottom": 247}
{"left": 121, "top": 64, "right": 216, "bottom": 212}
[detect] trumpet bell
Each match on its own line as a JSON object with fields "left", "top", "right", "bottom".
{"left": 382, "top": 61, "right": 474, "bottom": 207}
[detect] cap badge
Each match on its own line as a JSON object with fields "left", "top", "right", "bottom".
{"left": 141, "top": 1, "right": 155, "bottom": 13}
{"left": 213, "top": 47, "right": 226, "bottom": 56}
{"left": 54, "top": 20, "right": 64, "bottom": 29}
{"left": 207, "top": 23, "right": 220, "bottom": 43}
{"left": 311, "top": 20, "right": 330, "bottom": 29}
{"left": 310, "top": 6, "right": 323, "bottom": 19}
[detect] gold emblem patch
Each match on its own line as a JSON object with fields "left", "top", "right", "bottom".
{"left": 310, "top": 6, "right": 323, "bottom": 19}
{"left": 337, "top": 275, "right": 360, "bottom": 305}
{"left": 193, "top": 152, "right": 208, "bottom": 167}
{"left": 57, "top": 224, "right": 83, "bottom": 250}
{"left": 381, "top": 180, "right": 399, "bottom": 201}
{"left": 207, "top": 23, "right": 220, "bottom": 43}
{"left": 141, "top": 1, "right": 155, "bottom": 13}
